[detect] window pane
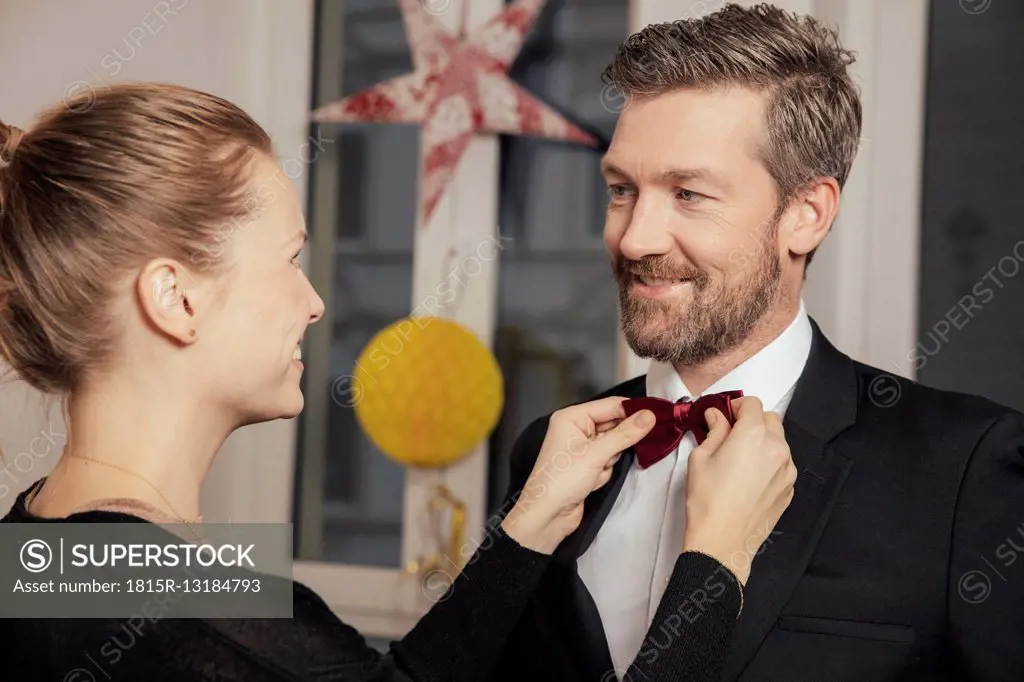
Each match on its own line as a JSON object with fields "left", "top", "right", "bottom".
{"left": 916, "top": 0, "right": 1024, "bottom": 411}
{"left": 294, "top": 0, "right": 417, "bottom": 567}
{"left": 487, "top": 0, "right": 628, "bottom": 507}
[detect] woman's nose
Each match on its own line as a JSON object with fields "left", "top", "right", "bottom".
{"left": 308, "top": 284, "right": 325, "bottom": 324}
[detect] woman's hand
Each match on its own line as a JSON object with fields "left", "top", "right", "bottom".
{"left": 501, "top": 397, "right": 655, "bottom": 554}
{"left": 682, "top": 396, "right": 797, "bottom": 585}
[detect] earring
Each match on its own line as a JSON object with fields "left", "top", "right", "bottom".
{"left": 189, "top": 330, "right": 196, "bottom": 338}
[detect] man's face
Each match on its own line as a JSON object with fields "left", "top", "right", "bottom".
{"left": 602, "top": 86, "right": 788, "bottom": 367}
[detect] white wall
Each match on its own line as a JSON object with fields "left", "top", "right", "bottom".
{"left": 0, "top": 0, "right": 315, "bottom": 517}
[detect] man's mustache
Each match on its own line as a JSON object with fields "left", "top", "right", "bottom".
{"left": 613, "top": 256, "right": 705, "bottom": 283}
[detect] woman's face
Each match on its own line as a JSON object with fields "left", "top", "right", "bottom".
{"left": 195, "top": 155, "right": 325, "bottom": 424}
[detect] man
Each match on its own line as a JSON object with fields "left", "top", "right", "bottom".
{"left": 489, "top": 4, "right": 1024, "bottom": 681}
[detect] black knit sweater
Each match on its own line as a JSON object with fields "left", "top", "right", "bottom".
{"left": 0, "top": 479, "right": 740, "bottom": 681}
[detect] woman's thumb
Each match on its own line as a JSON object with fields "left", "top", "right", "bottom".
{"left": 593, "top": 409, "right": 655, "bottom": 461}
{"left": 695, "top": 407, "right": 730, "bottom": 455}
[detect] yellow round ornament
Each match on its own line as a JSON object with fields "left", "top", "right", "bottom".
{"left": 352, "top": 316, "right": 504, "bottom": 468}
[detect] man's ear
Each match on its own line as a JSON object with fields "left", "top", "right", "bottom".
{"left": 782, "top": 176, "right": 841, "bottom": 259}
{"left": 136, "top": 259, "right": 199, "bottom": 345}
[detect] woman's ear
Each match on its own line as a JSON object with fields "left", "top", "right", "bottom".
{"left": 136, "top": 259, "right": 199, "bottom": 345}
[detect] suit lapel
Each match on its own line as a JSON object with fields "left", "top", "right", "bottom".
{"left": 722, "top": 319, "right": 860, "bottom": 681}
{"left": 559, "top": 374, "right": 648, "bottom": 560}
{"left": 548, "top": 450, "right": 626, "bottom": 679}
{"left": 721, "top": 423, "right": 854, "bottom": 681}
{"left": 549, "top": 377, "right": 647, "bottom": 680}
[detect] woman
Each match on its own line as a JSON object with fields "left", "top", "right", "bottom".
{"left": 0, "top": 83, "right": 796, "bottom": 682}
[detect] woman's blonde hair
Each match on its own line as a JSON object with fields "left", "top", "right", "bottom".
{"left": 0, "top": 82, "right": 273, "bottom": 394}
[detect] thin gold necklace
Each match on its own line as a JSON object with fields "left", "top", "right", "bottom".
{"left": 65, "top": 455, "right": 204, "bottom": 541}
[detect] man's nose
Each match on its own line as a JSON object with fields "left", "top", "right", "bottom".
{"left": 618, "top": 202, "right": 675, "bottom": 261}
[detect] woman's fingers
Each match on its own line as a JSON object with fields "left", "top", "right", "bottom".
{"left": 730, "top": 395, "right": 765, "bottom": 427}
{"left": 556, "top": 396, "right": 628, "bottom": 430}
{"left": 509, "top": 398, "right": 654, "bottom": 555}
{"left": 593, "top": 465, "right": 615, "bottom": 491}
{"left": 693, "top": 407, "right": 731, "bottom": 458}
{"left": 585, "top": 409, "right": 655, "bottom": 465}
{"left": 764, "top": 410, "right": 785, "bottom": 438}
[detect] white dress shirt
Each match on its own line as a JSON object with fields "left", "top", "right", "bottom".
{"left": 576, "top": 300, "right": 813, "bottom": 676}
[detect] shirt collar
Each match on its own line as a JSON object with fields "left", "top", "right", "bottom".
{"left": 645, "top": 299, "right": 813, "bottom": 412}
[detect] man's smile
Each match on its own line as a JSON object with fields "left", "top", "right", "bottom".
{"left": 630, "top": 274, "right": 694, "bottom": 298}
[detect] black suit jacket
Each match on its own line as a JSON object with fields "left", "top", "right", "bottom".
{"left": 488, "top": 319, "right": 1024, "bottom": 681}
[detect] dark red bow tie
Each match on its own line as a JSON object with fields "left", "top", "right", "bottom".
{"left": 622, "top": 390, "right": 743, "bottom": 469}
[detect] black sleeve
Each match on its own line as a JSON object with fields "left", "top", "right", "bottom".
{"left": 389, "top": 526, "right": 552, "bottom": 681}
{"left": 0, "top": 530, "right": 551, "bottom": 682}
{"left": 276, "top": 527, "right": 551, "bottom": 682}
{"left": 619, "top": 551, "right": 743, "bottom": 682}
{"left": 947, "top": 411, "right": 1024, "bottom": 682}
{"left": 367, "top": 416, "right": 552, "bottom": 681}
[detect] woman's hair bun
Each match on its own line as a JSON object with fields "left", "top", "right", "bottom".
{"left": 0, "top": 121, "right": 26, "bottom": 169}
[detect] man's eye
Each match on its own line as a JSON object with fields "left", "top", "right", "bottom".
{"left": 607, "top": 184, "right": 634, "bottom": 199}
{"left": 675, "top": 188, "right": 702, "bottom": 202}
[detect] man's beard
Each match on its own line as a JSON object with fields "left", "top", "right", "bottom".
{"left": 615, "top": 221, "right": 782, "bottom": 367}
